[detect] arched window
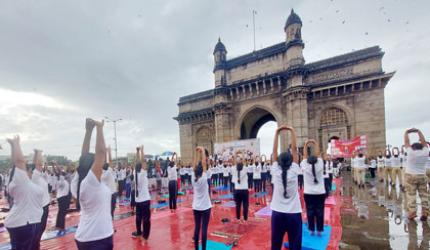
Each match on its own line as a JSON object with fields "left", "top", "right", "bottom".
{"left": 320, "top": 107, "right": 348, "bottom": 127}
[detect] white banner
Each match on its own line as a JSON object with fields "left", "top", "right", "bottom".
{"left": 214, "top": 139, "right": 260, "bottom": 161}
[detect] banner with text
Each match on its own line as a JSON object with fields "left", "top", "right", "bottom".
{"left": 330, "top": 135, "right": 368, "bottom": 158}
{"left": 214, "top": 139, "right": 260, "bottom": 161}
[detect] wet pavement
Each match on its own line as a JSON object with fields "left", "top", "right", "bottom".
{"left": 340, "top": 170, "right": 430, "bottom": 250}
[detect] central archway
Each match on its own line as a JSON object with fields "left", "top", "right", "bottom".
{"left": 239, "top": 107, "right": 278, "bottom": 140}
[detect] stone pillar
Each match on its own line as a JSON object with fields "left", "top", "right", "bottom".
{"left": 179, "top": 123, "right": 193, "bottom": 164}
{"left": 214, "top": 104, "right": 232, "bottom": 143}
{"left": 284, "top": 87, "right": 310, "bottom": 148}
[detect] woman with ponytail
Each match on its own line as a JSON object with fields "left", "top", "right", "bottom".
{"left": 132, "top": 146, "right": 151, "bottom": 241}
{"left": 270, "top": 126, "right": 302, "bottom": 250}
{"left": 72, "top": 118, "right": 114, "bottom": 249}
{"left": 302, "top": 139, "right": 325, "bottom": 236}
{"left": 232, "top": 152, "right": 249, "bottom": 223}
{"left": 192, "top": 147, "right": 212, "bottom": 250}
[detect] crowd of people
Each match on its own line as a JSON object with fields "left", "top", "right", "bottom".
{"left": 1, "top": 118, "right": 429, "bottom": 250}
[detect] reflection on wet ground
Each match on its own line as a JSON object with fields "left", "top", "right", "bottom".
{"left": 340, "top": 171, "right": 430, "bottom": 250}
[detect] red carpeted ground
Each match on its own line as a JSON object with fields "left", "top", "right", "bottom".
{"left": 0, "top": 178, "right": 343, "bottom": 250}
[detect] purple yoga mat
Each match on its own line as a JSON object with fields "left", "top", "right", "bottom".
{"left": 255, "top": 206, "right": 272, "bottom": 217}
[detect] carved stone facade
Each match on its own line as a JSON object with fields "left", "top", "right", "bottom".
{"left": 175, "top": 9, "right": 394, "bottom": 164}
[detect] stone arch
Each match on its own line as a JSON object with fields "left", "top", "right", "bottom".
{"left": 317, "top": 105, "right": 351, "bottom": 153}
{"left": 195, "top": 126, "right": 213, "bottom": 154}
{"left": 236, "top": 105, "right": 280, "bottom": 140}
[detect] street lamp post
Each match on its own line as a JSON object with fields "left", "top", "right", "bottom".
{"left": 105, "top": 117, "right": 122, "bottom": 168}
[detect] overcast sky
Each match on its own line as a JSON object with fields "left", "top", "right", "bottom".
{"left": 0, "top": 0, "right": 429, "bottom": 160}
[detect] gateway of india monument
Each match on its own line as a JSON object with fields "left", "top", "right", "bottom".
{"left": 175, "top": 9, "right": 395, "bottom": 163}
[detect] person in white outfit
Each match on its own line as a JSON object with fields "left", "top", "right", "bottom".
{"left": 71, "top": 118, "right": 113, "bottom": 249}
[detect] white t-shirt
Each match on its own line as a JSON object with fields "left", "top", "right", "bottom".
{"left": 426, "top": 157, "right": 430, "bottom": 169}
{"left": 101, "top": 168, "right": 117, "bottom": 194}
{"left": 206, "top": 168, "right": 212, "bottom": 178}
{"left": 56, "top": 175, "right": 70, "bottom": 199}
{"left": 247, "top": 164, "right": 254, "bottom": 174}
{"left": 32, "top": 169, "right": 50, "bottom": 207}
{"left": 118, "top": 169, "right": 126, "bottom": 181}
{"left": 75, "top": 170, "right": 113, "bottom": 242}
{"left": 261, "top": 164, "right": 267, "bottom": 173}
{"left": 5, "top": 168, "right": 43, "bottom": 228}
{"left": 377, "top": 157, "right": 385, "bottom": 168}
{"left": 355, "top": 156, "right": 366, "bottom": 169}
{"left": 370, "top": 159, "right": 377, "bottom": 169}
{"left": 135, "top": 170, "right": 150, "bottom": 202}
{"left": 405, "top": 147, "right": 429, "bottom": 175}
{"left": 391, "top": 156, "right": 401, "bottom": 168}
{"left": 167, "top": 166, "right": 178, "bottom": 181}
{"left": 222, "top": 166, "right": 230, "bottom": 177}
{"left": 179, "top": 167, "right": 186, "bottom": 176}
{"left": 232, "top": 166, "right": 248, "bottom": 190}
{"left": 301, "top": 158, "right": 325, "bottom": 195}
{"left": 192, "top": 172, "right": 212, "bottom": 211}
{"left": 385, "top": 158, "right": 392, "bottom": 167}
{"left": 270, "top": 162, "right": 302, "bottom": 214}
{"left": 253, "top": 164, "right": 262, "bottom": 179}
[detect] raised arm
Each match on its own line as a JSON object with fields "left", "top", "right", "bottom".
{"left": 34, "top": 149, "right": 44, "bottom": 172}
{"left": 7, "top": 136, "right": 26, "bottom": 171}
{"left": 417, "top": 129, "right": 427, "bottom": 147}
{"left": 141, "top": 146, "right": 147, "bottom": 170}
{"left": 289, "top": 127, "right": 298, "bottom": 163}
{"left": 172, "top": 152, "right": 177, "bottom": 165}
{"left": 404, "top": 129, "right": 412, "bottom": 148}
{"left": 306, "top": 139, "right": 320, "bottom": 157}
{"left": 81, "top": 118, "right": 95, "bottom": 156}
{"left": 92, "top": 120, "right": 106, "bottom": 181}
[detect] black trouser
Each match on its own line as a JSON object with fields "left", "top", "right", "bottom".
{"left": 76, "top": 235, "right": 113, "bottom": 250}
{"left": 254, "top": 179, "right": 261, "bottom": 193}
{"left": 193, "top": 208, "right": 211, "bottom": 250}
{"left": 168, "top": 180, "right": 178, "bottom": 210}
{"left": 223, "top": 176, "right": 229, "bottom": 187}
{"left": 135, "top": 200, "right": 151, "bottom": 239}
{"left": 111, "top": 193, "right": 117, "bottom": 218}
{"left": 36, "top": 204, "right": 49, "bottom": 248}
{"left": 130, "top": 190, "right": 136, "bottom": 210}
{"left": 229, "top": 175, "right": 234, "bottom": 193}
{"left": 304, "top": 194, "right": 326, "bottom": 232}
{"left": 261, "top": 173, "right": 267, "bottom": 192}
{"left": 218, "top": 174, "right": 222, "bottom": 186}
{"left": 56, "top": 194, "right": 71, "bottom": 230}
{"left": 118, "top": 180, "right": 125, "bottom": 197}
{"left": 8, "top": 223, "right": 41, "bottom": 250}
{"left": 271, "top": 211, "right": 302, "bottom": 250}
{"left": 247, "top": 173, "right": 253, "bottom": 188}
{"left": 298, "top": 175, "right": 304, "bottom": 190}
{"left": 181, "top": 175, "right": 186, "bottom": 187}
{"left": 234, "top": 189, "right": 249, "bottom": 220}
{"left": 324, "top": 178, "right": 331, "bottom": 197}
{"left": 370, "top": 168, "right": 376, "bottom": 178}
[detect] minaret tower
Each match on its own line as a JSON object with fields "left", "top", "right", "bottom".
{"left": 213, "top": 38, "right": 227, "bottom": 87}
{"left": 284, "top": 9, "right": 309, "bottom": 147}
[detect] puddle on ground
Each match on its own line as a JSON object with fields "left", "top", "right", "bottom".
{"left": 340, "top": 171, "right": 430, "bottom": 250}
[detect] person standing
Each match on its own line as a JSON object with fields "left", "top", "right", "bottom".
{"left": 117, "top": 165, "right": 126, "bottom": 201}
{"left": 32, "top": 149, "right": 50, "bottom": 248}
{"left": 355, "top": 152, "right": 367, "bottom": 189}
{"left": 167, "top": 153, "right": 178, "bottom": 213}
{"left": 385, "top": 149, "right": 393, "bottom": 186}
{"left": 369, "top": 157, "right": 377, "bottom": 179}
{"left": 72, "top": 119, "right": 113, "bottom": 249}
{"left": 271, "top": 126, "right": 302, "bottom": 250}
{"left": 391, "top": 147, "right": 403, "bottom": 188}
{"left": 232, "top": 154, "right": 249, "bottom": 224}
{"left": 132, "top": 146, "right": 151, "bottom": 242}
{"left": 192, "top": 147, "right": 212, "bottom": 250}
{"left": 253, "top": 158, "right": 262, "bottom": 193}
{"left": 55, "top": 167, "right": 71, "bottom": 235}
{"left": 302, "top": 139, "right": 326, "bottom": 236}
{"left": 261, "top": 157, "right": 268, "bottom": 192}
{"left": 5, "top": 136, "right": 44, "bottom": 250}
{"left": 247, "top": 160, "right": 254, "bottom": 190}
{"left": 403, "top": 128, "right": 429, "bottom": 221}
{"left": 377, "top": 152, "right": 385, "bottom": 182}
{"left": 222, "top": 164, "right": 230, "bottom": 188}
{"left": 101, "top": 147, "right": 118, "bottom": 219}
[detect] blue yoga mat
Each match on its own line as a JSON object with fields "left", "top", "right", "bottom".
{"left": 284, "top": 224, "right": 332, "bottom": 250}
{"left": 151, "top": 199, "right": 183, "bottom": 209}
{"left": 199, "top": 240, "right": 232, "bottom": 250}
{"left": 215, "top": 186, "right": 230, "bottom": 191}
{"left": 255, "top": 191, "right": 267, "bottom": 198}
{"left": 219, "top": 194, "right": 234, "bottom": 199}
{"left": 221, "top": 201, "right": 236, "bottom": 208}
